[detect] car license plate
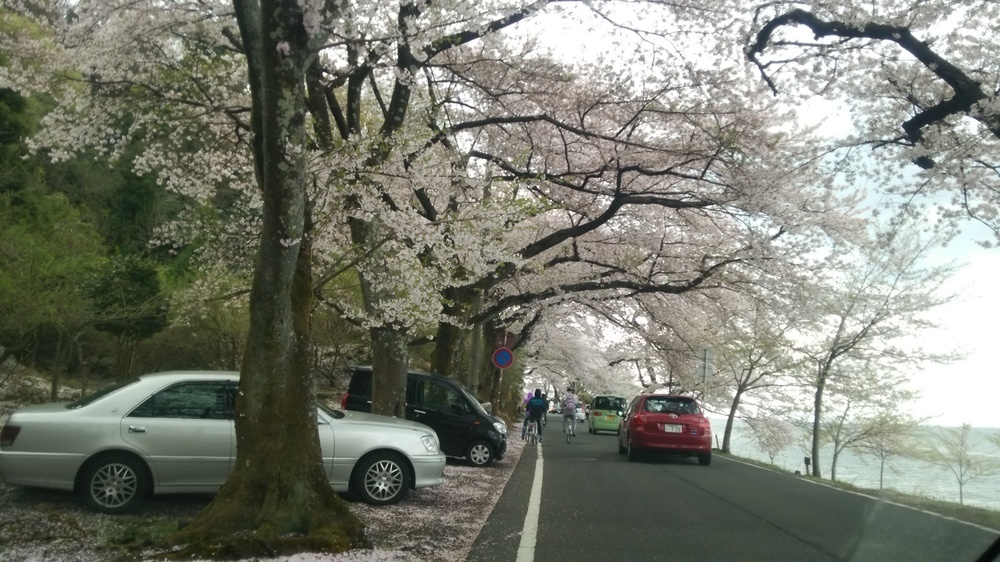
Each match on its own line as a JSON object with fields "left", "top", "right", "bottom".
{"left": 606, "top": 415, "right": 615, "bottom": 420}
{"left": 662, "top": 424, "right": 682, "bottom": 433}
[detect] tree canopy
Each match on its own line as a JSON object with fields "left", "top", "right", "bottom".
{"left": 0, "top": 0, "right": 995, "bottom": 556}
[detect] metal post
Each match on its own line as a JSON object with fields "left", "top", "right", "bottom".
{"left": 700, "top": 347, "right": 710, "bottom": 403}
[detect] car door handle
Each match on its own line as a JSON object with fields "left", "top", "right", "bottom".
{"left": 128, "top": 426, "right": 148, "bottom": 434}
{"left": 414, "top": 409, "right": 427, "bottom": 415}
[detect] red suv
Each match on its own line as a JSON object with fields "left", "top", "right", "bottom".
{"left": 617, "top": 393, "right": 712, "bottom": 465}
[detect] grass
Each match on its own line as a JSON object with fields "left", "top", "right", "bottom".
{"left": 721, "top": 451, "right": 1000, "bottom": 531}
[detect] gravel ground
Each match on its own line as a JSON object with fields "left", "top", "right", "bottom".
{"left": 0, "top": 435, "right": 525, "bottom": 562}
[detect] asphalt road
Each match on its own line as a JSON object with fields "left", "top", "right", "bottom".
{"left": 468, "top": 426, "right": 1000, "bottom": 562}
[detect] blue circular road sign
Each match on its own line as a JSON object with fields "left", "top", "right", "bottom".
{"left": 492, "top": 347, "right": 514, "bottom": 369}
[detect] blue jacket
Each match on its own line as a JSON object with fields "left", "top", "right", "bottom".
{"left": 526, "top": 396, "right": 546, "bottom": 418}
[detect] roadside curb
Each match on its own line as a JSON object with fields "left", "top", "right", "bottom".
{"left": 467, "top": 437, "right": 537, "bottom": 562}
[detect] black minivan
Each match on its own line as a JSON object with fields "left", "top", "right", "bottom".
{"left": 341, "top": 366, "right": 508, "bottom": 466}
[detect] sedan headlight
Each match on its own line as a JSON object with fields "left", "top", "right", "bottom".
{"left": 421, "top": 434, "right": 440, "bottom": 454}
{"left": 493, "top": 420, "right": 507, "bottom": 435}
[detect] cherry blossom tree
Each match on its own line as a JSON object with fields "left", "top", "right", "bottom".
{"left": 746, "top": 416, "right": 795, "bottom": 465}
{"left": 817, "top": 366, "right": 920, "bottom": 482}
{"left": 794, "top": 224, "right": 959, "bottom": 478}
{"left": 591, "top": 296, "right": 708, "bottom": 394}
{"left": 745, "top": 1, "right": 1000, "bottom": 243}
{"left": 916, "top": 424, "right": 1000, "bottom": 505}
{"left": 853, "top": 417, "right": 924, "bottom": 491}
{"left": 517, "top": 305, "right": 629, "bottom": 397}
{"left": 707, "top": 294, "right": 806, "bottom": 453}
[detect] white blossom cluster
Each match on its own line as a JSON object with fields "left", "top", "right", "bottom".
{"left": 744, "top": 0, "right": 1000, "bottom": 247}
{"left": 0, "top": 0, "right": 929, "bottom": 347}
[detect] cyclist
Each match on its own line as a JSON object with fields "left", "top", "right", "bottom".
{"left": 520, "top": 391, "right": 533, "bottom": 440}
{"left": 526, "top": 389, "right": 547, "bottom": 442}
{"left": 562, "top": 386, "right": 580, "bottom": 437}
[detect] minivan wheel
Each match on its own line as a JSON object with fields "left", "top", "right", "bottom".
{"left": 466, "top": 439, "right": 496, "bottom": 467}
{"left": 351, "top": 451, "right": 411, "bottom": 505}
{"left": 80, "top": 453, "right": 149, "bottom": 514}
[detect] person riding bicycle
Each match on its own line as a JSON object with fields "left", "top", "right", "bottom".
{"left": 525, "top": 389, "right": 547, "bottom": 442}
{"left": 562, "top": 387, "right": 580, "bottom": 437}
{"left": 520, "top": 391, "right": 533, "bottom": 440}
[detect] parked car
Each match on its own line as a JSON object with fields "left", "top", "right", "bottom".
{"left": 587, "top": 395, "right": 628, "bottom": 434}
{"left": 617, "top": 393, "right": 712, "bottom": 465}
{"left": 0, "top": 371, "right": 446, "bottom": 514}
{"left": 342, "top": 366, "right": 507, "bottom": 467}
{"left": 575, "top": 403, "right": 586, "bottom": 423}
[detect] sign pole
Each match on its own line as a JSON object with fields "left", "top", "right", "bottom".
{"left": 491, "top": 347, "right": 515, "bottom": 414}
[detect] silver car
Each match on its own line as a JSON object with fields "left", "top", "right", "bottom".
{"left": 0, "top": 371, "right": 446, "bottom": 514}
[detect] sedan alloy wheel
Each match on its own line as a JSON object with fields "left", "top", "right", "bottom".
{"left": 81, "top": 454, "right": 148, "bottom": 514}
{"left": 352, "top": 452, "right": 411, "bottom": 505}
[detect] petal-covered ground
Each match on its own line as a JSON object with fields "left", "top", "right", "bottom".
{"left": 0, "top": 434, "right": 525, "bottom": 561}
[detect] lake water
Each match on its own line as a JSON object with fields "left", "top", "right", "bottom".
{"left": 715, "top": 419, "right": 1000, "bottom": 511}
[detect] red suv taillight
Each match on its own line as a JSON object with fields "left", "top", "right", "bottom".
{"left": 0, "top": 425, "right": 20, "bottom": 447}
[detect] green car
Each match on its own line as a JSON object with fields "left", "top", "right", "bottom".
{"left": 587, "top": 395, "right": 628, "bottom": 434}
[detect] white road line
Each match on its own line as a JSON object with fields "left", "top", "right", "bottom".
{"left": 516, "top": 443, "right": 544, "bottom": 562}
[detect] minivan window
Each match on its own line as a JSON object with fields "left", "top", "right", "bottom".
{"left": 413, "top": 379, "right": 462, "bottom": 412}
{"left": 594, "top": 396, "right": 626, "bottom": 410}
{"left": 456, "top": 385, "right": 489, "bottom": 417}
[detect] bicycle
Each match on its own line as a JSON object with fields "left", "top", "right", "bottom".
{"left": 526, "top": 419, "right": 539, "bottom": 445}
{"left": 563, "top": 415, "right": 574, "bottom": 443}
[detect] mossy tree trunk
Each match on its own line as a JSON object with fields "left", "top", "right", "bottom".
{"left": 168, "top": 0, "right": 366, "bottom": 555}
{"left": 369, "top": 326, "right": 409, "bottom": 418}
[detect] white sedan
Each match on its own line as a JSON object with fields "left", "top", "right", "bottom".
{"left": 0, "top": 371, "right": 446, "bottom": 514}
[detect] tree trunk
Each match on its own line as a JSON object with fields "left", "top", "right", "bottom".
{"left": 168, "top": 0, "right": 366, "bottom": 554}
{"left": 830, "top": 445, "right": 840, "bottom": 481}
{"left": 347, "top": 214, "right": 410, "bottom": 417}
{"left": 370, "top": 326, "right": 408, "bottom": 418}
{"left": 811, "top": 376, "right": 826, "bottom": 477}
{"left": 465, "top": 293, "right": 484, "bottom": 394}
{"left": 722, "top": 389, "right": 744, "bottom": 454}
{"left": 432, "top": 319, "right": 461, "bottom": 376}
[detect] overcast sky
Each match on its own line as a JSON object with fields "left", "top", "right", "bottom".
{"left": 906, "top": 228, "right": 1000, "bottom": 428}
